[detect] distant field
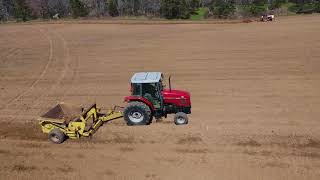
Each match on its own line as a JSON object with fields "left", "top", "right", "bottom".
{"left": 0, "top": 14, "right": 320, "bottom": 180}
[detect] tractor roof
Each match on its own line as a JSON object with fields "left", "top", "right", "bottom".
{"left": 131, "top": 72, "right": 162, "bottom": 83}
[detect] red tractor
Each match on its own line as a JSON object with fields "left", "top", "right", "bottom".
{"left": 123, "top": 72, "right": 191, "bottom": 125}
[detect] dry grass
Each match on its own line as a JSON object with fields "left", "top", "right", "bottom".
{"left": 296, "top": 152, "right": 320, "bottom": 159}
{"left": 262, "top": 161, "right": 290, "bottom": 169}
{"left": 0, "top": 121, "right": 46, "bottom": 141}
{"left": 237, "top": 139, "right": 261, "bottom": 147}
{"left": 105, "top": 134, "right": 135, "bottom": 144}
{"left": 0, "top": 149, "right": 10, "bottom": 155}
{"left": 174, "top": 148, "right": 209, "bottom": 154}
{"left": 104, "top": 169, "right": 116, "bottom": 176}
{"left": 300, "top": 138, "right": 320, "bottom": 149}
{"left": 176, "top": 135, "right": 203, "bottom": 145}
{"left": 11, "top": 164, "right": 37, "bottom": 172}
{"left": 119, "top": 146, "right": 135, "bottom": 152}
{"left": 56, "top": 166, "right": 74, "bottom": 173}
{"left": 18, "top": 142, "right": 49, "bottom": 148}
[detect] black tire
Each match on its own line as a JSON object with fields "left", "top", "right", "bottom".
{"left": 174, "top": 112, "right": 188, "bottom": 125}
{"left": 124, "top": 101, "right": 151, "bottom": 126}
{"left": 147, "top": 115, "right": 153, "bottom": 125}
{"left": 48, "top": 128, "right": 66, "bottom": 144}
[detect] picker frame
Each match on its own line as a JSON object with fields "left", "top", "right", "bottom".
{"left": 39, "top": 103, "right": 123, "bottom": 142}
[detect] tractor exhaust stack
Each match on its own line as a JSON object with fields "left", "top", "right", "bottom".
{"left": 169, "top": 75, "right": 172, "bottom": 92}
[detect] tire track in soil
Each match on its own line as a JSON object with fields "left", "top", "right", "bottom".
{"left": 12, "top": 27, "right": 77, "bottom": 119}
{"left": 51, "top": 30, "right": 78, "bottom": 101}
{"left": 29, "top": 28, "right": 73, "bottom": 113}
{"left": 0, "top": 27, "right": 54, "bottom": 111}
{"left": 0, "top": 26, "right": 76, "bottom": 126}
{"left": 39, "top": 29, "right": 79, "bottom": 105}
{"left": 0, "top": 48, "right": 21, "bottom": 64}
{"left": 0, "top": 48, "right": 20, "bottom": 79}
{"left": 0, "top": 27, "right": 74, "bottom": 117}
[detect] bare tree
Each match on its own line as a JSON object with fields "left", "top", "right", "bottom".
{"left": 82, "top": 0, "right": 107, "bottom": 16}
{"left": 142, "top": 0, "right": 160, "bottom": 16}
{"left": 1, "top": 0, "right": 13, "bottom": 20}
{"left": 47, "top": 0, "right": 69, "bottom": 17}
{"left": 39, "top": 0, "right": 49, "bottom": 18}
{"left": 0, "top": 0, "right": 5, "bottom": 20}
{"left": 115, "top": 0, "right": 160, "bottom": 16}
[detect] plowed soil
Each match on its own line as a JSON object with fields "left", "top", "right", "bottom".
{"left": 1, "top": 15, "right": 320, "bottom": 180}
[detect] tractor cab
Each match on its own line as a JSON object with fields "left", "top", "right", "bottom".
{"left": 124, "top": 72, "right": 191, "bottom": 126}
{"left": 130, "top": 72, "right": 164, "bottom": 109}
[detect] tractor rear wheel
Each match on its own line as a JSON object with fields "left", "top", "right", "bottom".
{"left": 174, "top": 112, "right": 188, "bottom": 125}
{"left": 48, "top": 128, "right": 66, "bottom": 144}
{"left": 124, "top": 101, "right": 151, "bottom": 126}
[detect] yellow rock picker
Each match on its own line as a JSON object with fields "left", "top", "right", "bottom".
{"left": 39, "top": 103, "right": 123, "bottom": 144}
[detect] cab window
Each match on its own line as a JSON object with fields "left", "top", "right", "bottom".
{"left": 131, "top": 83, "right": 141, "bottom": 96}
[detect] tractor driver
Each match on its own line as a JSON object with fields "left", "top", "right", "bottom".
{"left": 142, "top": 83, "right": 157, "bottom": 98}
{"left": 142, "top": 83, "right": 160, "bottom": 108}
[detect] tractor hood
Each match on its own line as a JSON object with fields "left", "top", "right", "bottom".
{"left": 162, "top": 89, "right": 191, "bottom": 107}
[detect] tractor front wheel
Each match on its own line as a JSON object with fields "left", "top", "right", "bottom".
{"left": 124, "top": 101, "right": 151, "bottom": 126}
{"left": 48, "top": 128, "right": 66, "bottom": 144}
{"left": 174, "top": 112, "right": 188, "bottom": 125}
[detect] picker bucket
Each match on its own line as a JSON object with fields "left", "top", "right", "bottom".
{"left": 41, "top": 103, "right": 81, "bottom": 122}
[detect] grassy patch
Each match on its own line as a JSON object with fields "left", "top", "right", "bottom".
{"left": 282, "top": 3, "right": 299, "bottom": 15}
{"left": 190, "top": 8, "right": 208, "bottom": 20}
{"left": 282, "top": 2, "right": 296, "bottom": 9}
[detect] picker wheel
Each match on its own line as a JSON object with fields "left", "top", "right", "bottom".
{"left": 48, "top": 128, "right": 66, "bottom": 144}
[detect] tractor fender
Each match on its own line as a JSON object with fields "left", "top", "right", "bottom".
{"left": 124, "top": 96, "right": 155, "bottom": 112}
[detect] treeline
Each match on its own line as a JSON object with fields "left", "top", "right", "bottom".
{"left": 210, "top": 0, "right": 320, "bottom": 18}
{"left": 0, "top": 0, "right": 319, "bottom": 21}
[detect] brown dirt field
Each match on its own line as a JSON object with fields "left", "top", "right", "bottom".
{"left": 1, "top": 15, "right": 320, "bottom": 180}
